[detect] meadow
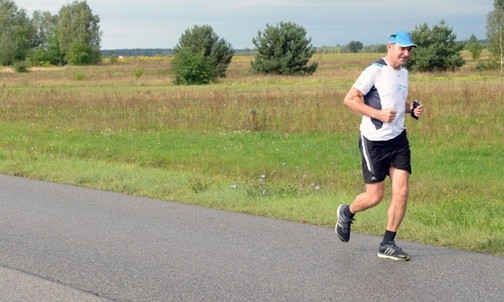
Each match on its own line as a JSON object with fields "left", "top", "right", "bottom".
{"left": 0, "top": 52, "right": 502, "bottom": 255}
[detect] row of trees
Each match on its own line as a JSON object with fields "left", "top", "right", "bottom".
{"left": 170, "top": 21, "right": 473, "bottom": 84}
{"left": 171, "top": 1, "right": 504, "bottom": 84}
{"left": 0, "top": 0, "right": 101, "bottom": 67}
{"left": 171, "top": 22, "right": 318, "bottom": 85}
{"left": 2, "top": 0, "right": 503, "bottom": 82}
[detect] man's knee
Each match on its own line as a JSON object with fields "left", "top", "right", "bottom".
{"left": 365, "top": 185, "right": 385, "bottom": 207}
{"left": 390, "top": 168, "right": 410, "bottom": 201}
{"left": 394, "top": 185, "right": 409, "bottom": 201}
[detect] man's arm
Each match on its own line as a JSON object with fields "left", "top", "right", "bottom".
{"left": 343, "top": 87, "right": 397, "bottom": 123}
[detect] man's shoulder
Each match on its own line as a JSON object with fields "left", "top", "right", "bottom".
{"left": 360, "top": 58, "right": 386, "bottom": 79}
{"left": 369, "top": 58, "right": 387, "bottom": 68}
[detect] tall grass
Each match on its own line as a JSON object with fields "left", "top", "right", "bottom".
{"left": 0, "top": 52, "right": 502, "bottom": 255}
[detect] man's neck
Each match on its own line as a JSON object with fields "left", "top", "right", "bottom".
{"left": 384, "top": 57, "right": 402, "bottom": 70}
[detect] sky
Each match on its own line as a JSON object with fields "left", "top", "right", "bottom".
{"left": 14, "top": 0, "right": 494, "bottom": 50}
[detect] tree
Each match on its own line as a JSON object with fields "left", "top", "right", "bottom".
{"left": 29, "top": 10, "right": 63, "bottom": 66}
{"left": 251, "top": 22, "right": 318, "bottom": 75}
{"left": 172, "top": 25, "right": 233, "bottom": 85}
{"left": 407, "top": 21, "right": 465, "bottom": 72}
{"left": 172, "top": 48, "right": 215, "bottom": 85}
{"left": 466, "top": 34, "right": 483, "bottom": 61}
{"left": 348, "top": 41, "right": 363, "bottom": 53}
{"left": 0, "top": 0, "right": 35, "bottom": 65}
{"left": 31, "top": 10, "right": 58, "bottom": 48}
{"left": 66, "top": 39, "right": 94, "bottom": 65}
{"left": 46, "top": 34, "right": 65, "bottom": 65}
{"left": 57, "top": 0, "right": 101, "bottom": 65}
{"left": 487, "top": 0, "right": 504, "bottom": 72}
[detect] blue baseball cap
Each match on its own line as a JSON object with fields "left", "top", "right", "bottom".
{"left": 387, "top": 31, "right": 417, "bottom": 47}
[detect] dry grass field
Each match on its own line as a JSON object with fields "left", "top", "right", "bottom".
{"left": 0, "top": 51, "right": 502, "bottom": 255}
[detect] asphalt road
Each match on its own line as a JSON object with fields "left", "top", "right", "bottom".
{"left": 0, "top": 174, "right": 502, "bottom": 301}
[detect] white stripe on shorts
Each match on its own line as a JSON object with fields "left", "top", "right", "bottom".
{"left": 361, "top": 134, "right": 374, "bottom": 174}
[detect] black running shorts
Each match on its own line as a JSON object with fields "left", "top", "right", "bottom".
{"left": 359, "top": 130, "right": 412, "bottom": 184}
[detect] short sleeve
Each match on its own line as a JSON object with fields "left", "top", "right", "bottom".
{"left": 352, "top": 65, "right": 381, "bottom": 95}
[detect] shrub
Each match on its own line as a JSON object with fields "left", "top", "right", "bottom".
{"left": 73, "top": 71, "right": 86, "bottom": 80}
{"left": 171, "top": 25, "right": 233, "bottom": 85}
{"left": 251, "top": 22, "right": 318, "bottom": 75}
{"left": 171, "top": 48, "right": 216, "bottom": 85}
{"left": 407, "top": 21, "right": 465, "bottom": 72}
{"left": 475, "top": 59, "right": 500, "bottom": 71}
{"left": 12, "top": 61, "right": 29, "bottom": 73}
{"left": 466, "top": 34, "right": 483, "bottom": 61}
{"left": 67, "top": 41, "right": 93, "bottom": 65}
{"left": 133, "top": 69, "right": 144, "bottom": 81}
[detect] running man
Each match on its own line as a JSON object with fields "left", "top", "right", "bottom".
{"left": 336, "top": 31, "right": 424, "bottom": 261}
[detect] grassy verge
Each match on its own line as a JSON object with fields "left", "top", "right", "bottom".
{"left": 0, "top": 53, "right": 502, "bottom": 255}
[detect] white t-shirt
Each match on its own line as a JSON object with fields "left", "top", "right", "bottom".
{"left": 353, "top": 58, "right": 409, "bottom": 141}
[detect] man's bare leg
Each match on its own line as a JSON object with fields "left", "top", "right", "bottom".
{"left": 349, "top": 181, "right": 386, "bottom": 214}
{"left": 386, "top": 167, "right": 410, "bottom": 232}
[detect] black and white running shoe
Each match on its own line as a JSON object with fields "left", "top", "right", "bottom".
{"left": 335, "top": 204, "right": 354, "bottom": 242}
{"left": 378, "top": 241, "right": 410, "bottom": 261}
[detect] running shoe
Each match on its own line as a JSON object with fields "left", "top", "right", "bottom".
{"left": 335, "top": 204, "right": 353, "bottom": 242}
{"left": 378, "top": 241, "right": 410, "bottom": 261}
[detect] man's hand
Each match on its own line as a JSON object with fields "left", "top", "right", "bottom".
{"left": 377, "top": 108, "right": 397, "bottom": 123}
{"left": 413, "top": 104, "right": 423, "bottom": 118}
{"left": 344, "top": 88, "right": 398, "bottom": 123}
{"left": 411, "top": 101, "right": 423, "bottom": 119}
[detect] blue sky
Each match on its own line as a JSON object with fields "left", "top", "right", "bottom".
{"left": 15, "top": 0, "right": 494, "bottom": 50}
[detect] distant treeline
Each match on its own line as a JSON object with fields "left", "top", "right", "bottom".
{"left": 102, "top": 39, "right": 487, "bottom": 58}
{"left": 101, "top": 49, "right": 172, "bottom": 57}
{"left": 101, "top": 48, "right": 256, "bottom": 57}
{"left": 100, "top": 47, "right": 377, "bottom": 57}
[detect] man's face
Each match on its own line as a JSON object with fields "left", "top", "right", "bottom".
{"left": 387, "top": 43, "right": 414, "bottom": 68}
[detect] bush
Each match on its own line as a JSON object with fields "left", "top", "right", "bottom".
{"left": 171, "top": 25, "right": 233, "bottom": 85}
{"left": 475, "top": 59, "right": 500, "bottom": 71}
{"left": 466, "top": 34, "right": 483, "bottom": 60}
{"left": 73, "top": 71, "right": 86, "bottom": 80}
{"left": 133, "top": 69, "right": 144, "bottom": 81}
{"left": 172, "top": 48, "right": 216, "bottom": 85}
{"left": 348, "top": 41, "right": 364, "bottom": 53}
{"left": 407, "top": 21, "right": 465, "bottom": 72}
{"left": 251, "top": 22, "right": 318, "bottom": 75}
{"left": 67, "top": 41, "right": 93, "bottom": 65}
{"left": 12, "top": 61, "right": 29, "bottom": 73}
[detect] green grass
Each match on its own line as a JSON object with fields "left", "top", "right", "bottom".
{"left": 0, "top": 53, "right": 502, "bottom": 255}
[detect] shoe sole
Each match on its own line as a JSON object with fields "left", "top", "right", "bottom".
{"left": 335, "top": 205, "right": 349, "bottom": 242}
{"left": 377, "top": 253, "right": 410, "bottom": 261}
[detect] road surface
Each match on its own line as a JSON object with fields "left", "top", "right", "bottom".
{"left": 0, "top": 174, "right": 502, "bottom": 301}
